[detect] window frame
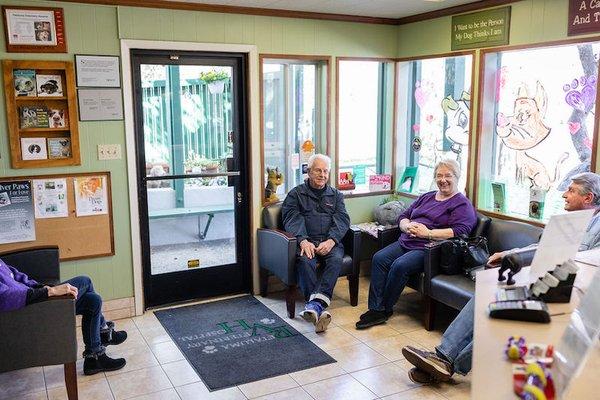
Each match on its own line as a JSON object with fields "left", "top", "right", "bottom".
{"left": 335, "top": 56, "right": 397, "bottom": 198}
{"left": 474, "top": 36, "right": 600, "bottom": 225}
{"left": 259, "top": 54, "right": 331, "bottom": 205}
{"left": 395, "top": 50, "right": 476, "bottom": 201}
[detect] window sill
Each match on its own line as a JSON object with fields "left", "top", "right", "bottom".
{"left": 477, "top": 208, "right": 546, "bottom": 228}
{"left": 341, "top": 189, "right": 393, "bottom": 199}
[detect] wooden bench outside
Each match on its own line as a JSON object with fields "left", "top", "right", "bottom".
{"left": 148, "top": 205, "right": 234, "bottom": 240}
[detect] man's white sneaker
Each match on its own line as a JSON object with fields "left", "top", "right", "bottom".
{"left": 315, "top": 311, "right": 331, "bottom": 333}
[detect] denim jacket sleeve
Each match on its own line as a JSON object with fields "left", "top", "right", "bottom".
{"left": 281, "top": 188, "right": 308, "bottom": 242}
{"left": 327, "top": 192, "right": 351, "bottom": 245}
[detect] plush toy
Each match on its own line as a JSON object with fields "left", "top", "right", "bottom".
{"left": 373, "top": 200, "right": 407, "bottom": 226}
{"left": 265, "top": 167, "right": 283, "bottom": 202}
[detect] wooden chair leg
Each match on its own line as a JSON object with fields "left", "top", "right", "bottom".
{"left": 64, "top": 361, "right": 78, "bottom": 400}
{"left": 348, "top": 275, "right": 359, "bottom": 306}
{"left": 286, "top": 285, "right": 297, "bottom": 318}
{"left": 424, "top": 295, "right": 436, "bottom": 331}
{"left": 259, "top": 268, "right": 269, "bottom": 297}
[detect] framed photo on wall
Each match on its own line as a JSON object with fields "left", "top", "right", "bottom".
{"left": 2, "top": 6, "right": 67, "bottom": 53}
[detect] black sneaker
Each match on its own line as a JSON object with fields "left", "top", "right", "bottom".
{"left": 408, "top": 367, "right": 437, "bottom": 384}
{"left": 102, "top": 330, "right": 128, "bottom": 346}
{"left": 359, "top": 310, "right": 393, "bottom": 320}
{"left": 83, "top": 353, "right": 126, "bottom": 375}
{"left": 355, "top": 310, "right": 388, "bottom": 329}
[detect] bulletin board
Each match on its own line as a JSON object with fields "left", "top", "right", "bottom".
{"left": 0, "top": 172, "right": 114, "bottom": 261}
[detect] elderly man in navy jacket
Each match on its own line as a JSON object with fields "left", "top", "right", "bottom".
{"left": 282, "top": 154, "right": 350, "bottom": 333}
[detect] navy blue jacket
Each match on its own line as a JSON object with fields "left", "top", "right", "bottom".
{"left": 281, "top": 181, "right": 350, "bottom": 245}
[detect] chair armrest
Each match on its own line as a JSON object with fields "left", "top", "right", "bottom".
{"left": 378, "top": 226, "right": 400, "bottom": 249}
{"left": 423, "top": 241, "right": 444, "bottom": 294}
{"left": 342, "top": 226, "right": 362, "bottom": 276}
{"left": 0, "top": 297, "right": 76, "bottom": 372}
{"left": 257, "top": 228, "right": 297, "bottom": 286}
{"left": 0, "top": 246, "right": 60, "bottom": 285}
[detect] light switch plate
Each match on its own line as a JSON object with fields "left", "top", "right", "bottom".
{"left": 98, "top": 144, "right": 122, "bottom": 160}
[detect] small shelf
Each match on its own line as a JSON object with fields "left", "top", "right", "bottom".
{"left": 16, "top": 96, "right": 68, "bottom": 101}
{"left": 3, "top": 59, "right": 81, "bottom": 168}
{"left": 19, "top": 127, "right": 71, "bottom": 134}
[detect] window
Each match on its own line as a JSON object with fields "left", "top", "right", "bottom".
{"left": 477, "top": 41, "right": 599, "bottom": 221}
{"left": 337, "top": 59, "right": 395, "bottom": 195}
{"left": 261, "top": 57, "right": 328, "bottom": 203}
{"left": 395, "top": 53, "right": 473, "bottom": 195}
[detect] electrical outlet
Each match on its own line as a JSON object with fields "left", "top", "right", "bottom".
{"left": 98, "top": 144, "right": 122, "bottom": 160}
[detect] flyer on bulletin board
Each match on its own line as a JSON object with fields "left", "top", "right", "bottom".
{"left": 33, "top": 178, "right": 68, "bottom": 218}
{"left": 0, "top": 180, "right": 36, "bottom": 244}
{"left": 74, "top": 176, "right": 108, "bottom": 216}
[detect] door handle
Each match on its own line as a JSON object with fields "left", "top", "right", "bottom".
{"left": 237, "top": 192, "right": 242, "bottom": 204}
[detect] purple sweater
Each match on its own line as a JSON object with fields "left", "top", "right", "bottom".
{"left": 397, "top": 191, "right": 477, "bottom": 250}
{"left": 0, "top": 258, "right": 40, "bottom": 312}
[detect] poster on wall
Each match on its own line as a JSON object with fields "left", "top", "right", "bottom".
{"left": 33, "top": 178, "right": 68, "bottom": 219}
{"left": 568, "top": 0, "right": 600, "bottom": 36}
{"left": 451, "top": 6, "right": 511, "bottom": 51}
{"left": 0, "top": 180, "right": 36, "bottom": 244}
{"left": 74, "top": 176, "right": 108, "bottom": 216}
{"left": 75, "top": 55, "right": 121, "bottom": 87}
{"left": 77, "top": 88, "right": 124, "bottom": 121}
{"left": 2, "top": 6, "right": 67, "bottom": 53}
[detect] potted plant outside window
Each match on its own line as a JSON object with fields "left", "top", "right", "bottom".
{"left": 199, "top": 70, "right": 229, "bottom": 94}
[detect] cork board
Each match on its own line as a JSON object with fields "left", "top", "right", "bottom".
{"left": 0, "top": 172, "right": 114, "bottom": 261}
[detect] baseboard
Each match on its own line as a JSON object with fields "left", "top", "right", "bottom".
{"left": 76, "top": 296, "right": 135, "bottom": 326}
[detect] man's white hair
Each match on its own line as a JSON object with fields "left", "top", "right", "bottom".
{"left": 308, "top": 154, "right": 331, "bottom": 170}
{"left": 571, "top": 172, "right": 600, "bottom": 206}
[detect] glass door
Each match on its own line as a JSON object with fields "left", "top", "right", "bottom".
{"left": 131, "top": 50, "right": 250, "bottom": 308}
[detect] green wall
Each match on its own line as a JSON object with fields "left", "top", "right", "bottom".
{"left": 1, "top": 0, "right": 597, "bottom": 301}
{"left": 397, "top": 0, "right": 600, "bottom": 202}
{"left": 0, "top": 0, "right": 396, "bottom": 300}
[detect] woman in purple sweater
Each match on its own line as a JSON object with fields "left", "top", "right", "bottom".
{"left": 0, "top": 259, "right": 128, "bottom": 375}
{"left": 356, "top": 159, "right": 477, "bottom": 330}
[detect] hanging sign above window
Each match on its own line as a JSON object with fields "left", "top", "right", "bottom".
{"left": 568, "top": 0, "right": 600, "bottom": 36}
{"left": 451, "top": 7, "right": 511, "bottom": 51}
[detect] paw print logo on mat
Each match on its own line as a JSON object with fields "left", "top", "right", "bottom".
{"left": 260, "top": 318, "right": 276, "bottom": 325}
{"left": 202, "top": 346, "right": 218, "bottom": 354}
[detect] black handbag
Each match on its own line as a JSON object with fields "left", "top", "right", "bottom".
{"left": 439, "top": 236, "right": 489, "bottom": 276}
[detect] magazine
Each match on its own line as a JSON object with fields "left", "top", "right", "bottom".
{"left": 20, "top": 107, "right": 49, "bottom": 129}
{"left": 36, "top": 74, "right": 63, "bottom": 97}
{"left": 47, "top": 137, "right": 71, "bottom": 159}
{"left": 13, "top": 70, "right": 36, "bottom": 97}
{"left": 529, "top": 188, "right": 546, "bottom": 219}
{"left": 48, "top": 109, "right": 66, "bottom": 128}
{"left": 491, "top": 182, "right": 506, "bottom": 213}
{"left": 21, "top": 137, "right": 48, "bottom": 160}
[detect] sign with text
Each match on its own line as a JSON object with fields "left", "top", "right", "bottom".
{"left": 568, "top": 0, "right": 600, "bottom": 36}
{"left": 451, "top": 7, "right": 511, "bottom": 50}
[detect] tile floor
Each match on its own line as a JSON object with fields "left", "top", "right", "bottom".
{"left": 0, "top": 277, "right": 470, "bottom": 400}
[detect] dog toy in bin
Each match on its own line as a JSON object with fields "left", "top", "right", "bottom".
{"left": 506, "top": 336, "right": 527, "bottom": 360}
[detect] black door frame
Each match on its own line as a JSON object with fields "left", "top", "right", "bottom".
{"left": 131, "top": 49, "right": 251, "bottom": 308}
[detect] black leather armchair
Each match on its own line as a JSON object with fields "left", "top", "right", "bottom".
{"left": 0, "top": 246, "right": 78, "bottom": 400}
{"left": 257, "top": 202, "right": 362, "bottom": 318}
{"left": 423, "top": 216, "right": 543, "bottom": 330}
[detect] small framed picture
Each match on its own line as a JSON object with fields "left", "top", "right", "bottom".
{"left": 21, "top": 137, "right": 48, "bottom": 160}
{"left": 47, "top": 137, "right": 71, "bottom": 159}
{"left": 2, "top": 6, "right": 67, "bottom": 53}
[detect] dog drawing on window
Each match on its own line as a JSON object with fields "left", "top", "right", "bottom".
{"left": 496, "top": 81, "right": 568, "bottom": 190}
{"left": 442, "top": 91, "right": 470, "bottom": 156}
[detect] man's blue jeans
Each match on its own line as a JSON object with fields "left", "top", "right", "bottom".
{"left": 296, "top": 245, "right": 344, "bottom": 306}
{"left": 435, "top": 297, "right": 474, "bottom": 375}
{"left": 63, "top": 276, "right": 105, "bottom": 355}
{"left": 368, "top": 241, "right": 425, "bottom": 312}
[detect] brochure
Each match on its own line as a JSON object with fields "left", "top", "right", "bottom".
{"left": 13, "top": 69, "right": 36, "bottom": 97}
{"left": 21, "top": 137, "right": 48, "bottom": 160}
{"left": 36, "top": 74, "right": 63, "bottom": 97}
{"left": 491, "top": 182, "right": 506, "bottom": 213}
{"left": 0, "top": 180, "right": 36, "bottom": 244}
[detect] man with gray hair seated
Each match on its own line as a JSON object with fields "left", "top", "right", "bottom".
{"left": 401, "top": 172, "right": 600, "bottom": 384}
{"left": 281, "top": 154, "right": 350, "bottom": 333}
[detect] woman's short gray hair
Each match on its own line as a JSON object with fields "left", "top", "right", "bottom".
{"left": 434, "top": 159, "right": 460, "bottom": 178}
{"left": 308, "top": 154, "right": 331, "bottom": 170}
{"left": 571, "top": 172, "right": 600, "bottom": 206}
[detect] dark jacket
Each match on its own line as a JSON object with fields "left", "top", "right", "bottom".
{"left": 281, "top": 181, "right": 350, "bottom": 245}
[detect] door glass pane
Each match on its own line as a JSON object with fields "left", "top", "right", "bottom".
{"left": 147, "top": 178, "right": 237, "bottom": 275}
{"left": 140, "top": 63, "right": 237, "bottom": 275}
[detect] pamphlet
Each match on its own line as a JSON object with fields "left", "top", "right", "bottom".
{"left": 0, "top": 180, "right": 36, "bottom": 244}
{"left": 20, "top": 106, "right": 49, "bottom": 129}
{"left": 491, "top": 182, "right": 506, "bottom": 213}
{"left": 33, "top": 178, "right": 68, "bottom": 218}
{"left": 369, "top": 174, "right": 392, "bottom": 191}
{"left": 47, "top": 137, "right": 71, "bottom": 159}
{"left": 13, "top": 69, "right": 36, "bottom": 97}
{"left": 21, "top": 137, "right": 48, "bottom": 160}
{"left": 74, "top": 176, "right": 108, "bottom": 216}
{"left": 529, "top": 188, "right": 546, "bottom": 219}
{"left": 36, "top": 74, "right": 63, "bottom": 97}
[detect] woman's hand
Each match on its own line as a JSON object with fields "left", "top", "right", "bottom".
{"left": 407, "top": 222, "right": 430, "bottom": 238}
{"left": 48, "top": 283, "right": 78, "bottom": 298}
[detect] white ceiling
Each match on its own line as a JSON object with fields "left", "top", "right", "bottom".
{"left": 166, "top": 0, "right": 482, "bottom": 19}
